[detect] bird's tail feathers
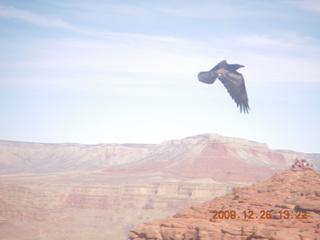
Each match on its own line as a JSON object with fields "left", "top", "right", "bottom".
{"left": 198, "top": 71, "right": 217, "bottom": 84}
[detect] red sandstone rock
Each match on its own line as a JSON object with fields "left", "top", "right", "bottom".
{"left": 129, "top": 167, "right": 320, "bottom": 240}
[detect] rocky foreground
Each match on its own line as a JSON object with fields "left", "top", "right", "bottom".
{"left": 129, "top": 167, "right": 320, "bottom": 240}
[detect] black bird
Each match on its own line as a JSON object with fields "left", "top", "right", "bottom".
{"left": 198, "top": 60, "right": 250, "bottom": 113}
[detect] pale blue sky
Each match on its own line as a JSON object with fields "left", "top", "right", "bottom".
{"left": 0, "top": 0, "right": 319, "bottom": 153}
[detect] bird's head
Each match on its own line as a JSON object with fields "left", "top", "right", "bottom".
{"left": 236, "top": 64, "right": 245, "bottom": 69}
{"left": 228, "top": 63, "right": 244, "bottom": 72}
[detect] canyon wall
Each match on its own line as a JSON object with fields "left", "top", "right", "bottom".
{"left": 0, "top": 174, "right": 238, "bottom": 240}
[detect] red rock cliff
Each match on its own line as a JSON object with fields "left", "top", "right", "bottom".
{"left": 129, "top": 167, "right": 320, "bottom": 240}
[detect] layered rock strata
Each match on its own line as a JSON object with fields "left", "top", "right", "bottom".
{"left": 129, "top": 167, "right": 320, "bottom": 240}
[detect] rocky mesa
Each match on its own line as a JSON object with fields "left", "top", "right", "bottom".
{"left": 99, "top": 134, "right": 292, "bottom": 183}
{"left": 129, "top": 167, "right": 320, "bottom": 240}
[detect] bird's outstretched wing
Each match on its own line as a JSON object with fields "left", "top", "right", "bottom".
{"left": 197, "top": 60, "right": 227, "bottom": 84}
{"left": 217, "top": 69, "right": 250, "bottom": 113}
{"left": 197, "top": 71, "right": 218, "bottom": 84}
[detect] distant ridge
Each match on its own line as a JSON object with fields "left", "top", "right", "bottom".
{"left": 0, "top": 134, "right": 319, "bottom": 180}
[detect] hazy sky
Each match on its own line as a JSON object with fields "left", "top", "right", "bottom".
{"left": 0, "top": 0, "right": 319, "bottom": 153}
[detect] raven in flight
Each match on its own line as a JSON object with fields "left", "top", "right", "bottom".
{"left": 198, "top": 60, "right": 250, "bottom": 113}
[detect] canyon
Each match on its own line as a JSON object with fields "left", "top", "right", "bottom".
{"left": 0, "top": 133, "right": 319, "bottom": 239}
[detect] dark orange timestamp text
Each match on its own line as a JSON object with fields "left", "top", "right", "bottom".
{"left": 211, "top": 210, "right": 308, "bottom": 220}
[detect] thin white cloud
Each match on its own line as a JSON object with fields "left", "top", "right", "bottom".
{"left": 236, "top": 34, "right": 320, "bottom": 53}
{"left": 286, "top": 0, "right": 320, "bottom": 12}
{"left": 2, "top": 30, "right": 319, "bottom": 90}
{"left": 0, "top": 4, "right": 74, "bottom": 29}
{"left": 103, "top": 31, "right": 192, "bottom": 44}
{"left": 159, "top": 2, "right": 258, "bottom": 19}
{"left": 57, "top": 0, "right": 262, "bottom": 22}
{"left": 58, "top": 1, "right": 149, "bottom": 16}
{"left": 0, "top": 31, "right": 203, "bottom": 91}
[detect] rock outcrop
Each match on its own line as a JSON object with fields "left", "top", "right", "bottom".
{"left": 129, "top": 167, "right": 320, "bottom": 240}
